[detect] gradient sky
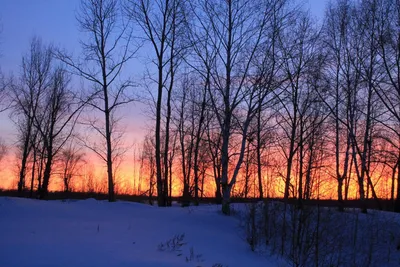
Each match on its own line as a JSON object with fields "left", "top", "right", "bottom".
{"left": 0, "top": 0, "right": 329, "bottom": 183}
{"left": 0, "top": 0, "right": 329, "bottom": 143}
{"left": 0, "top": 0, "right": 147, "bottom": 145}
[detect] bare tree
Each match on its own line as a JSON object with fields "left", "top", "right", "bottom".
{"left": 36, "top": 67, "right": 83, "bottom": 199}
{"left": 57, "top": 0, "right": 137, "bottom": 202}
{"left": 0, "top": 138, "right": 6, "bottom": 163}
{"left": 174, "top": 73, "right": 208, "bottom": 205}
{"left": 323, "top": 0, "right": 355, "bottom": 211}
{"left": 0, "top": 20, "right": 7, "bottom": 113}
{"left": 0, "top": 71, "right": 7, "bottom": 113}
{"left": 126, "top": 0, "right": 187, "bottom": 206}
{"left": 275, "top": 11, "right": 322, "bottom": 201}
{"left": 337, "top": 0, "right": 382, "bottom": 212}
{"left": 192, "top": 0, "right": 289, "bottom": 214}
{"left": 140, "top": 132, "right": 157, "bottom": 204}
{"left": 59, "top": 140, "right": 86, "bottom": 193}
{"left": 375, "top": 0, "right": 400, "bottom": 211}
{"left": 0, "top": 137, "right": 6, "bottom": 189}
{"left": 184, "top": 1, "right": 220, "bottom": 204}
{"left": 28, "top": 129, "right": 41, "bottom": 197}
{"left": 176, "top": 76, "right": 193, "bottom": 205}
{"left": 10, "top": 38, "right": 83, "bottom": 198}
{"left": 10, "top": 37, "right": 52, "bottom": 193}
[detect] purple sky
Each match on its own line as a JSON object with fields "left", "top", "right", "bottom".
{"left": 1, "top": 0, "right": 80, "bottom": 73}
{"left": 0, "top": 0, "right": 328, "bottom": 144}
{"left": 0, "top": 0, "right": 327, "bottom": 72}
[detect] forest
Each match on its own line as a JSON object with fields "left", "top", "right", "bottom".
{"left": 0, "top": 0, "right": 399, "bottom": 216}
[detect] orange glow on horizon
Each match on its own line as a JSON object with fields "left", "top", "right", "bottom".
{"left": 0, "top": 146, "right": 397, "bottom": 201}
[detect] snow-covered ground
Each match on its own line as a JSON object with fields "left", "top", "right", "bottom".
{"left": 0, "top": 197, "right": 281, "bottom": 267}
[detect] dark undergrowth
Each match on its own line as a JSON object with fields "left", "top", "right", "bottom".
{"left": 240, "top": 201, "right": 400, "bottom": 267}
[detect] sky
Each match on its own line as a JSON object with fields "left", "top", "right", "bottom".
{"left": 0, "top": 0, "right": 329, "bottom": 188}
{"left": 0, "top": 0, "right": 147, "bottom": 144}
{"left": 0, "top": 0, "right": 328, "bottom": 133}
{"left": 0, "top": 0, "right": 328, "bottom": 72}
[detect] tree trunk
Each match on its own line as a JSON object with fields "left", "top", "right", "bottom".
{"left": 284, "top": 92, "right": 298, "bottom": 200}
{"left": 221, "top": 183, "right": 232, "bottom": 215}
{"left": 220, "top": 0, "right": 233, "bottom": 215}
{"left": 297, "top": 118, "right": 304, "bottom": 209}
{"left": 256, "top": 103, "right": 264, "bottom": 199}
{"left": 220, "top": 111, "right": 232, "bottom": 214}
{"left": 163, "top": 86, "right": 172, "bottom": 206}
{"left": 18, "top": 130, "right": 32, "bottom": 193}
{"left": 39, "top": 148, "right": 53, "bottom": 199}
{"left": 395, "top": 165, "right": 400, "bottom": 212}
{"left": 168, "top": 152, "right": 173, "bottom": 206}
{"left": 104, "top": 92, "right": 115, "bottom": 202}
{"left": 155, "top": 63, "right": 165, "bottom": 206}
{"left": 215, "top": 175, "right": 222, "bottom": 204}
{"left": 29, "top": 146, "right": 37, "bottom": 198}
{"left": 391, "top": 165, "right": 397, "bottom": 203}
{"left": 244, "top": 141, "right": 251, "bottom": 199}
{"left": 193, "top": 82, "right": 207, "bottom": 205}
{"left": 37, "top": 147, "right": 45, "bottom": 192}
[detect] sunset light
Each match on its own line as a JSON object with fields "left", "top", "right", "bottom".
{"left": 1, "top": 0, "right": 400, "bottom": 266}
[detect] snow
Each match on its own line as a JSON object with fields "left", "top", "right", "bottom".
{"left": 0, "top": 197, "right": 281, "bottom": 267}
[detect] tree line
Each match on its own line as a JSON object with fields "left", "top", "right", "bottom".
{"left": 0, "top": 0, "right": 399, "bottom": 214}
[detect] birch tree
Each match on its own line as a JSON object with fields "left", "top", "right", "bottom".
{"left": 192, "top": 0, "right": 288, "bottom": 214}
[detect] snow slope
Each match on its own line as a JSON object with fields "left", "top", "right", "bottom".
{"left": 0, "top": 197, "right": 280, "bottom": 267}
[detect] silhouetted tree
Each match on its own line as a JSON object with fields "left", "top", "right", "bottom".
{"left": 11, "top": 37, "right": 52, "bottom": 193}
{"left": 59, "top": 140, "right": 86, "bottom": 193}
{"left": 126, "top": 0, "right": 187, "bottom": 206}
{"left": 191, "top": 0, "right": 288, "bottom": 214}
{"left": 57, "top": 0, "right": 137, "bottom": 202}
